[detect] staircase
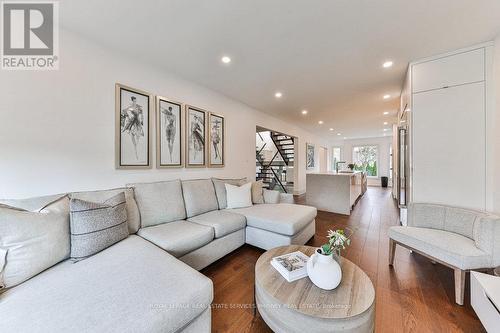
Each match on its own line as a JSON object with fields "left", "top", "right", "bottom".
{"left": 256, "top": 132, "right": 294, "bottom": 192}
{"left": 271, "top": 133, "right": 294, "bottom": 165}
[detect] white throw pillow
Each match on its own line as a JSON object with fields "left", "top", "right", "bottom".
{"left": 225, "top": 182, "right": 253, "bottom": 209}
{"left": 0, "top": 197, "right": 70, "bottom": 290}
{"left": 263, "top": 189, "right": 281, "bottom": 204}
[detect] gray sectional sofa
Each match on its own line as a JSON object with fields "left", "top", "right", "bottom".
{"left": 0, "top": 178, "right": 317, "bottom": 332}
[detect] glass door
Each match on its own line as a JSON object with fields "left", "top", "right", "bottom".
{"left": 398, "top": 126, "right": 408, "bottom": 207}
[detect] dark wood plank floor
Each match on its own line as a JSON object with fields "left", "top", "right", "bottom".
{"left": 202, "top": 187, "right": 485, "bottom": 332}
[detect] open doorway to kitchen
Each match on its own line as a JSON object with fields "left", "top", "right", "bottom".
{"left": 256, "top": 126, "right": 296, "bottom": 193}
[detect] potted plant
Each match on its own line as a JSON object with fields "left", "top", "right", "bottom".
{"left": 322, "top": 229, "right": 352, "bottom": 259}
{"left": 307, "top": 229, "right": 353, "bottom": 290}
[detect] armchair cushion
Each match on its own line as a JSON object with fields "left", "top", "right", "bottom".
{"left": 389, "top": 226, "right": 491, "bottom": 270}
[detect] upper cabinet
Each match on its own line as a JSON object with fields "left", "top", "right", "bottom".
{"left": 412, "top": 48, "right": 485, "bottom": 93}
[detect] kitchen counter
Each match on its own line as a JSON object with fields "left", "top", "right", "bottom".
{"left": 306, "top": 172, "right": 366, "bottom": 215}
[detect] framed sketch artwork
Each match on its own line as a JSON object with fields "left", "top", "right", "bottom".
{"left": 208, "top": 113, "right": 224, "bottom": 167}
{"left": 186, "top": 105, "right": 207, "bottom": 167}
{"left": 156, "top": 96, "right": 183, "bottom": 168}
{"left": 306, "top": 143, "right": 315, "bottom": 170}
{"left": 115, "top": 83, "right": 152, "bottom": 169}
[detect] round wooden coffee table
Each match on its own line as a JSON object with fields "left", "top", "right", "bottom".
{"left": 255, "top": 245, "right": 375, "bottom": 333}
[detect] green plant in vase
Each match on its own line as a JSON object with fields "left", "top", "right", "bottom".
{"left": 321, "top": 229, "right": 353, "bottom": 259}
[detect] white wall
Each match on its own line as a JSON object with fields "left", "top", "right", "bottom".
{"left": 329, "top": 136, "right": 393, "bottom": 186}
{"left": 493, "top": 34, "right": 500, "bottom": 212}
{"left": 0, "top": 29, "right": 327, "bottom": 198}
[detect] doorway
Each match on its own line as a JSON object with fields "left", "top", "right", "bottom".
{"left": 256, "top": 126, "right": 296, "bottom": 193}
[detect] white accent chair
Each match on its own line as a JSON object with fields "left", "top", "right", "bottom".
{"left": 388, "top": 203, "right": 500, "bottom": 305}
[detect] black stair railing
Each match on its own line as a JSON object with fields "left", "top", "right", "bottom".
{"left": 255, "top": 150, "right": 287, "bottom": 193}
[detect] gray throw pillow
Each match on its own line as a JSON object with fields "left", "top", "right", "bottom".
{"left": 70, "top": 192, "right": 128, "bottom": 260}
{"left": 252, "top": 180, "right": 264, "bottom": 204}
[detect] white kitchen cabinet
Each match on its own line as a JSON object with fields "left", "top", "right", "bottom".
{"left": 407, "top": 43, "right": 492, "bottom": 211}
{"left": 412, "top": 82, "right": 485, "bottom": 209}
{"left": 412, "top": 48, "right": 485, "bottom": 93}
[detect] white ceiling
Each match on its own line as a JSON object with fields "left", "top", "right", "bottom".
{"left": 61, "top": 0, "right": 500, "bottom": 139}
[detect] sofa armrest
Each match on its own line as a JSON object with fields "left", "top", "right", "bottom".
{"left": 279, "top": 193, "right": 294, "bottom": 204}
{"left": 474, "top": 216, "right": 500, "bottom": 266}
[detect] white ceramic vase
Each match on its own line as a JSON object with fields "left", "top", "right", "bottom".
{"left": 307, "top": 249, "right": 342, "bottom": 290}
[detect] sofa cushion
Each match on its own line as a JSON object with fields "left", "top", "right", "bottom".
{"left": 128, "top": 180, "right": 186, "bottom": 227}
{"left": 444, "top": 206, "right": 478, "bottom": 240}
{"left": 389, "top": 226, "right": 491, "bottom": 270}
{"left": 408, "top": 203, "right": 445, "bottom": 229}
{"left": 70, "top": 187, "right": 140, "bottom": 234}
{"left": 188, "top": 210, "right": 246, "bottom": 238}
{"left": 182, "top": 179, "right": 219, "bottom": 218}
{"left": 138, "top": 221, "right": 214, "bottom": 257}
{"left": 212, "top": 178, "right": 247, "bottom": 209}
{"left": 69, "top": 193, "right": 129, "bottom": 260}
{"left": 0, "top": 235, "right": 213, "bottom": 333}
{"left": 230, "top": 203, "right": 317, "bottom": 236}
{"left": 0, "top": 197, "right": 70, "bottom": 289}
{"left": 226, "top": 182, "right": 253, "bottom": 209}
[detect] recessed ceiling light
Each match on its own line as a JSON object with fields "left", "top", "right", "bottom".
{"left": 343, "top": 137, "right": 347, "bottom": 140}
{"left": 275, "top": 92, "right": 282, "bottom": 98}
{"left": 383, "top": 94, "right": 391, "bottom": 99}
{"left": 401, "top": 120, "right": 406, "bottom": 123}
{"left": 383, "top": 61, "right": 393, "bottom": 68}
{"left": 337, "top": 133, "right": 341, "bottom": 136}
{"left": 221, "top": 56, "right": 231, "bottom": 64}
{"left": 383, "top": 111, "right": 389, "bottom": 115}
{"left": 302, "top": 110, "right": 308, "bottom": 115}
{"left": 329, "top": 128, "right": 334, "bottom": 131}
{"left": 318, "top": 120, "right": 324, "bottom": 125}
{"left": 383, "top": 128, "right": 388, "bottom": 132}
{"left": 384, "top": 122, "right": 388, "bottom": 125}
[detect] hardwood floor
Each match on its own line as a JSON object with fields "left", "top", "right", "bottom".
{"left": 202, "top": 187, "right": 485, "bottom": 332}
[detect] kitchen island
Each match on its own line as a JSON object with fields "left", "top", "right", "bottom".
{"left": 306, "top": 171, "right": 366, "bottom": 215}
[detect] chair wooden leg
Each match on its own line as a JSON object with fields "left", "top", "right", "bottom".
{"left": 454, "top": 268, "right": 465, "bottom": 305}
{"left": 389, "top": 239, "right": 396, "bottom": 266}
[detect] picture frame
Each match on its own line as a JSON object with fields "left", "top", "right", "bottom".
{"left": 208, "top": 112, "right": 225, "bottom": 167}
{"left": 306, "top": 142, "right": 315, "bottom": 170}
{"left": 115, "top": 83, "right": 152, "bottom": 169}
{"left": 156, "top": 96, "right": 183, "bottom": 168}
{"left": 185, "top": 105, "right": 207, "bottom": 167}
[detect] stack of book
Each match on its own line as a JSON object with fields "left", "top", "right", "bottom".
{"left": 270, "top": 251, "right": 309, "bottom": 282}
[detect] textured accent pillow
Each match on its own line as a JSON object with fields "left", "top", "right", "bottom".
{"left": 0, "top": 197, "right": 70, "bottom": 289}
{"left": 70, "top": 188, "right": 140, "bottom": 234}
{"left": 263, "top": 189, "right": 281, "bottom": 204}
{"left": 226, "top": 182, "right": 253, "bottom": 209}
{"left": 70, "top": 192, "right": 128, "bottom": 260}
{"left": 251, "top": 180, "right": 264, "bottom": 204}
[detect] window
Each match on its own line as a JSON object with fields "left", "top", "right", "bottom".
{"left": 352, "top": 145, "right": 378, "bottom": 177}
{"left": 331, "top": 147, "right": 342, "bottom": 171}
